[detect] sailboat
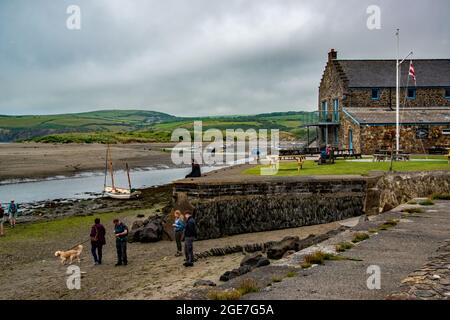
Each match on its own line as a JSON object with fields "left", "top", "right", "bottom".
{"left": 103, "top": 145, "right": 141, "bottom": 199}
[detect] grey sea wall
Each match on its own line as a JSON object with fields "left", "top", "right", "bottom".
{"left": 174, "top": 177, "right": 367, "bottom": 240}
{"left": 173, "top": 171, "right": 450, "bottom": 240}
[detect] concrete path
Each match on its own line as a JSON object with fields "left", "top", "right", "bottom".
{"left": 244, "top": 200, "right": 450, "bottom": 300}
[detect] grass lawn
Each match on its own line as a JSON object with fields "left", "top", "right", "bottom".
{"left": 243, "top": 158, "right": 449, "bottom": 176}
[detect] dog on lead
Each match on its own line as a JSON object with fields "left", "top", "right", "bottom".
{"left": 54, "top": 245, "right": 83, "bottom": 265}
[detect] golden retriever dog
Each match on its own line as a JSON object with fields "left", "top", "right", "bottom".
{"left": 54, "top": 245, "right": 83, "bottom": 265}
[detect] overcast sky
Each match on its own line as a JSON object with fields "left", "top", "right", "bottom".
{"left": 0, "top": 0, "right": 449, "bottom": 116}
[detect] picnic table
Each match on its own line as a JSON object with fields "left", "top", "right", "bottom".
{"left": 373, "top": 149, "right": 410, "bottom": 162}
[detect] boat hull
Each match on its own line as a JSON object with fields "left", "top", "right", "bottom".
{"left": 103, "top": 186, "right": 141, "bottom": 199}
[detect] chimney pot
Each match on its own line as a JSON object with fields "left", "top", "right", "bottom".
{"left": 328, "top": 49, "right": 337, "bottom": 62}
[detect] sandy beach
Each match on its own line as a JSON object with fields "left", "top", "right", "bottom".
{"left": 0, "top": 143, "right": 177, "bottom": 182}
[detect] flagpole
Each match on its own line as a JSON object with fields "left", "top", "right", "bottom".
{"left": 396, "top": 29, "right": 400, "bottom": 155}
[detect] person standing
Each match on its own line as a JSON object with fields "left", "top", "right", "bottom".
{"left": 8, "top": 200, "right": 18, "bottom": 228}
{"left": 90, "top": 218, "right": 106, "bottom": 265}
{"left": 172, "top": 210, "right": 185, "bottom": 257}
{"left": 0, "top": 202, "right": 5, "bottom": 236}
{"left": 113, "top": 219, "right": 129, "bottom": 266}
{"left": 183, "top": 210, "right": 197, "bottom": 267}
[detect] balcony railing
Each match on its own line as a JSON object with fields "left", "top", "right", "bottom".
{"left": 318, "top": 110, "right": 339, "bottom": 123}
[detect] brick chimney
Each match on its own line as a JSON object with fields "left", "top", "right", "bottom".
{"left": 328, "top": 49, "right": 337, "bottom": 62}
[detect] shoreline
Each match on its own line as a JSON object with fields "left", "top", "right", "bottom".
{"left": 0, "top": 142, "right": 178, "bottom": 182}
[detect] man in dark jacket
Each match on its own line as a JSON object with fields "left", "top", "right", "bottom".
{"left": 183, "top": 210, "right": 197, "bottom": 267}
{"left": 90, "top": 218, "right": 106, "bottom": 265}
{"left": 113, "top": 219, "right": 129, "bottom": 266}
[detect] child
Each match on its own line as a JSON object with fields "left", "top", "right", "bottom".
{"left": 172, "top": 210, "right": 185, "bottom": 257}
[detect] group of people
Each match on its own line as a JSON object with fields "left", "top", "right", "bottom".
{"left": 172, "top": 209, "right": 197, "bottom": 267}
{"left": 88, "top": 218, "right": 129, "bottom": 266}
{"left": 88, "top": 211, "right": 197, "bottom": 267}
{"left": 0, "top": 200, "right": 19, "bottom": 237}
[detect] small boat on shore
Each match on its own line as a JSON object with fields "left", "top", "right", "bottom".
{"left": 103, "top": 145, "right": 141, "bottom": 199}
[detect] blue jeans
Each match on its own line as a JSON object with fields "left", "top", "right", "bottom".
{"left": 91, "top": 242, "right": 103, "bottom": 264}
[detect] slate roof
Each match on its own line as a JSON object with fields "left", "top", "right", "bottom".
{"left": 343, "top": 107, "right": 450, "bottom": 125}
{"left": 335, "top": 59, "right": 450, "bottom": 88}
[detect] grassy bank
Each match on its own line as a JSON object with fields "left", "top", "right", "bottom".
{"left": 244, "top": 158, "right": 449, "bottom": 176}
{"left": 0, "top": 209, "right": 146, "bottom": 247}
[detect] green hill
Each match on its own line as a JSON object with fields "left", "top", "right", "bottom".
{"left": 0, "top": 110, "right": 176, "bottom": 142}
{"left": 0, "top": 109, "right": 317, "bottom": 143}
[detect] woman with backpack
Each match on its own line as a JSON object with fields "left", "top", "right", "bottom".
{"left": 8, "top": 200, "right": 18, "bottom": 228}
{"left": 90, "top": 218, "right": 106, "bottom": 265}
{"left": 172, "top": 210, "right": 185, "bottom": 257}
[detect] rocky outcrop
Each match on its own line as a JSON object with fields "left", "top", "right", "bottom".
{"left": 128, "top": 215, "right": 167, "bottom": 243}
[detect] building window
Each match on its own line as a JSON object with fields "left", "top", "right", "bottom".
{"left": 321, "top": 101, "right": 328, "bottom": 122}
{"left": 445, "top": 88, "right": 450, "bottom": 98}
{"left": 333, "top": 99, "right": 339, "bottom": 122}
{"left": 371, "top": 89, "right": 380, "bottom": 100}
{"left": 334, "top": 127, "right": 339, "bottom": 145}
{"left": 407, "top": 88, "right": 416, "bottom": 99}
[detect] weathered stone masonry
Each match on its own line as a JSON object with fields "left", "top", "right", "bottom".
{"left": 173, "top": 171, "right": 450, "bottom": 240}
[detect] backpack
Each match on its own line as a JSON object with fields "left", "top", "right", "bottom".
{"left": 91, "top": 225, "right": 98, "bottom": 242}
{"left": 10, "top": 203, "right": 17, "bottom": 213}
{"left": 0, "top": 206, "right": 4, "bottom": 218}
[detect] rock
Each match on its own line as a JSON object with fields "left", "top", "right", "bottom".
{"left": 256, "top": 257, "right": 270, "bottom": 268}
{"left": 128, "top": 229, "right": 142, "bottom": 243}
{"left": 414, "top": 290, "right": 436, "bottom": 298}
{"left": 220, "top": 271, "right": 231, "bottom": 282}
{"left": 267, "top": 236, "right": 300, "bottom": 260}
{"left": 132, "top": 221, "right": 144, "bottom": 230}
{"left": 219, "top": 265, "right": 252, "bottom": 282}
{"left": 193, "top": 280, "right": 216, "bottom": 287}
{"left": 240, "top": 253, "right": 268, "bottom": 268}
{"left": 140, "top": 222, "right": 162, "bottom": 243}
{"left": 143, "top": 219, "right": 150, "bottom": 225}
{"left": 136, "top": 214, "right": 145, "bottom": 218}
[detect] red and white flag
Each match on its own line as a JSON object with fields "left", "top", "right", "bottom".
{"left": 409, "top": 60, "right": 416, "bottom": 85}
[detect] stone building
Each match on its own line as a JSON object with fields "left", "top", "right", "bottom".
{"left": 314, "top": 49, "right": 450, "bottom": 154}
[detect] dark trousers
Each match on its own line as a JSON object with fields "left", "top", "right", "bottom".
{"left": 116, "top": 240, "right": 127, "bottom": 264}
{"left": 91, "top": 242, "right": 103, "bottom": 263}
{"left": 175, "top": 231, "right": 183, "bottom": 252}
{"left": 184, "top": 237, "right": 194, "bottom": 264}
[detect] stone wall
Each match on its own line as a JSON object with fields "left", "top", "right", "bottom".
{"left": 174, "top": 171, "right": 450, "bottom": 240}
{"left": 364, "top": 171, "right": 450, "bottom": 215}
{"left": 347, "top": 87, "right": 450, "bottom": 109}
{"left": 360, "top": 124, "right": 450, "bottom": 154}
{"left": 174, "top": 178, "right": 367, "bottom": 240}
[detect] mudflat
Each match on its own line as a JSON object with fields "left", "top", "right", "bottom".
{"left": 0, "top": 142, "right": 177, "bottom": 182}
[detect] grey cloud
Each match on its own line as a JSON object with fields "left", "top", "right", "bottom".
{"left": 0, "top": 0, "right": 449, "bottom": 116}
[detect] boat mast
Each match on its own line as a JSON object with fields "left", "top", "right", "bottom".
{"left": 108, "top": 144, "right": 115, "bottom": 190}
{"left": 126, "top": 162, "right": 132, "bottom": 190}
{"left": 103, "top": 146, "right": 108, "bottom": 190}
